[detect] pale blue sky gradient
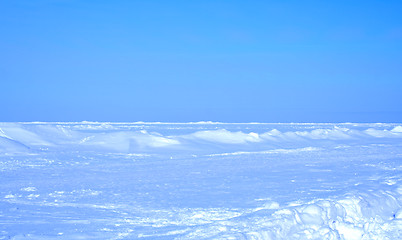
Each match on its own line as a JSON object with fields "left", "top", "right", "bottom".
{"left": 1, "top": 0, "right": 402, "bottom": 122}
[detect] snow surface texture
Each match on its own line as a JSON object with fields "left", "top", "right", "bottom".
{"left": 0, "top": 122, "right": 401, "bottom": 239}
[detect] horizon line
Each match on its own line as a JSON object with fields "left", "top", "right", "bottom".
{"left": 1, "top": 121, "right": 401, "bottom": 125}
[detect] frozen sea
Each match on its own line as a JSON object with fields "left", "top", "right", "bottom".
{"left": 1, "top": 122, "right": 402, "bottom": 239}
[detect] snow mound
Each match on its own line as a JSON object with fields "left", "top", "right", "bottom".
{"left": 186, "top": 129, "right": 261, "bottom": 144}
{"left": 391, "top": 126, "right": 402, "bottom": 133}
{"left": 183, "top": 189, "right": 402, "bottom": 240}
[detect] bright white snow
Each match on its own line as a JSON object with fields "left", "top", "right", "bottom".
{"left": 0, "top": 122, "right": 401, "bottom": 239}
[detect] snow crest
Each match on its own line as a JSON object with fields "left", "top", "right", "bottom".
{"left": 0, "top": 122, "right": 401, "bottom": 155}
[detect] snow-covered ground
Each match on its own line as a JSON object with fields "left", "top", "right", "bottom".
{"left": 1, "top": 122, "right": 401, "bottom": 239}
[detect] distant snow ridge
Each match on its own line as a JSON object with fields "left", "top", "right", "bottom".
{"left": 0, "top": 123, "right": 401, "bottom": 154}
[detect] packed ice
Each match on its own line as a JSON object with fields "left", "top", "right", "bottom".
{"left": 0, "top": 122, "right": 401, "bottom": 239}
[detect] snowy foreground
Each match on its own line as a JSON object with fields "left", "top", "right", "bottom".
{"left": 1, "top": 122, "right": 402, "bottom": 240}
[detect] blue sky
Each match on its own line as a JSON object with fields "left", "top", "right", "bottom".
{"left": 1, "top": 0, "right": 401, "bottom": 122}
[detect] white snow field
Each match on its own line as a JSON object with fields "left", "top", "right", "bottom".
{"left": 1, "top": 122, "right": 402, "bottom": 240}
